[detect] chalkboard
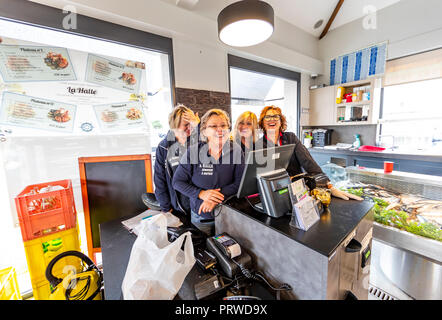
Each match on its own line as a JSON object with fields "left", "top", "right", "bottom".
{"left": 79, "top": 154, "right": 152, "bottom": 262}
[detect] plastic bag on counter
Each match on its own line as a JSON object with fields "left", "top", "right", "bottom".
{"left": 320, "top": 163, "right": 348, "bottom": 186}
{"left": 121, "top": 214, "right": 195, "bottom": 300}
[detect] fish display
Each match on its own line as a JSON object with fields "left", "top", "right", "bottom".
{"left": 342, "top": 183, "right": 442, "bottom": 241}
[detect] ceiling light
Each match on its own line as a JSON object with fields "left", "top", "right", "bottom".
{"left": 217, "top": 0, "right": 274, "bottom": 47}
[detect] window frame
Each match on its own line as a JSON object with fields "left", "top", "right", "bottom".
{"left": 378, "top": 48, "right": 442, "bottom": 148}
{"left": 0, "top": 0, "right": 176, "bottom": 106}
{"left": 227, "top": 54, "right": 301, "bottom": 137}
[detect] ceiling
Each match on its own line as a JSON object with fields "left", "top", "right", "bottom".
{"left": 161, "top": 0, "right": 401, "bottom": 37}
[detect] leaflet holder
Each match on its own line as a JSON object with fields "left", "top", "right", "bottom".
{"left": 237, "top": 145, "right": 295, "bottom": 218}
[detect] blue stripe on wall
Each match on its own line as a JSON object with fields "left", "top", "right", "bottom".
{"left": 354, "top": 51, "right": 362, "bottom": 81}
{"left": 369, "top": 46, "right": 378, "bottom": 76}
{"left": 330, "top": 59, "right": 336, "bottom": 85}
{"left": 341, "top": 55, "right": 348, "bottom": 84}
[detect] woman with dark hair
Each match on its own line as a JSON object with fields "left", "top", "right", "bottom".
{"left": 173, "top": 109, "right": 244, "bottom": 235}
{"left": 257, "top": 105, "right": 362, "bottom": 201}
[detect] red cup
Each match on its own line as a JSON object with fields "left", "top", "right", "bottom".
{"left": 384, "top": 161, "right": 394, "bottom": 173}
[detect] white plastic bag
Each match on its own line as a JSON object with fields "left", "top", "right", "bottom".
{"left": 121, "top": 214, "right": 195, "bottom": 300}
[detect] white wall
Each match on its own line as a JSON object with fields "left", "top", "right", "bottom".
{"left": 316, "top": 0, "right": 442, "bottom": 85}
{"left": 29, "top": 0, "right": 323, "bottom": 93}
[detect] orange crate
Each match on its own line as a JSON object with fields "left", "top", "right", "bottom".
{"left": 15, "top": 179, "right": 77, "bottom": 241}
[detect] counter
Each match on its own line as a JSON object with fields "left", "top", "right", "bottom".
{"left": 309, "top": 147, "right": 442, "bottom": 162}
{"left": 308, "top": 147, "right": 442, "bottom": 176}
{"left": 224, "top": 197, "right": 374, "bottom": 257}
{"left": 216, "top": 197, "right": 374, "bottom": 299}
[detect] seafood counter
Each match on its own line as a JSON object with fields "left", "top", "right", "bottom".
{"left": 326, "top": 165, "right": 442, "bottom": 299}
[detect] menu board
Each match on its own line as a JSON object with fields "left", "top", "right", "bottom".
{"left": 93, "top": 101, "right": 146, "bottom": 132}
{"left": 0, "top": 45, "right": 76, "bottom": 82}
{"left": 0, "top": 92, "right": 76, "bottom": 132}
{"left": 0, "top": 35, "right": 148, "bottom": 134}
{"left": 85, "top": 54, "right": 142, "bottom": 93}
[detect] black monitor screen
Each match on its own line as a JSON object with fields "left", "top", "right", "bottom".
{"left": 237, "top": 144, "right": 295, "bottom": 198}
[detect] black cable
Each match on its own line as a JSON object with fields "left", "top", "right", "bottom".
{"left": 245, "top": 196, "right": 266, "bottom": 214}
{"left": 231, "top": 259, "right": 292, "bottom": 300}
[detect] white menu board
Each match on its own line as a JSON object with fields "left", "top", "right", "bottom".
{"left": 85, "top": 54, "right": 142, "bottom": 93}
{"left": 93, "top": 100, "right": 146, "bottom": 132}
{"left": 0, "top": 44, "right": 76, "bottom": 82}
{"left": 0, "top": 91, "right": 76, "bottom": 132}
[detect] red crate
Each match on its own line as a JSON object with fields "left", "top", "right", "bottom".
{"left": 15, "top": 179, "right": 77, "bottom": 241}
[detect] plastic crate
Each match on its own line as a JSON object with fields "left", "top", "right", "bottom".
{"left": 0, "top": 267, "right": 22, "bottom": 300}
{"left": 23, "top": 226, "right": 82, "bottom": 285}
{"left": 15, "top": 179, "right": 77, "bottom": 241}
{"left": 31, "top": 278, "right": 53, "bottom": 300}
{"left": 312, "top": 130, "right": 333, "bottom": 147}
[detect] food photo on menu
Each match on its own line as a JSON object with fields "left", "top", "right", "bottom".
{"left": 0, "top": 44, "right": 76, "bottom": 81}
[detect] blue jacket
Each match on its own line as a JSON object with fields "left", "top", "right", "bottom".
{"left": 172, "top": 140, "right": 245, "bottom": 219}
{"left": 154, "top": 130, "right": 191, "bottom": 214}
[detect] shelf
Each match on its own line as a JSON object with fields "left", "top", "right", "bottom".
{"left": 335, "top": 121, "right": 374, "bottom": 126}
{"left": 336, "top": 101, "right": 371, "bottom": 107}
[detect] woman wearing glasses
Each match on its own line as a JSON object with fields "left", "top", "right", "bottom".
{"left": 173, "top": 109, "right": 245, "bottom": 235}
{"left": 257, "top": 105, "right": 362, "bottom": 201}
{"left": 232, "top": 111, "right": 260, "bottom": 155}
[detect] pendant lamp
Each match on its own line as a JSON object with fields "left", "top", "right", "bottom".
{"left": 217, "top": 0, "right": 274, "bottom": 47}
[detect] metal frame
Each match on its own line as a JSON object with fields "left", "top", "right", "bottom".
{"left": 227, "top": 54, "right": 302, "bottom": 137}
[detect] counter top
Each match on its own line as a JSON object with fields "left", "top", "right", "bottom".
{"left": 308, "top": 147, "right": 442, "bottom": 162}
{"left": 225, "top": 197, "right": 374, "bottom": 257}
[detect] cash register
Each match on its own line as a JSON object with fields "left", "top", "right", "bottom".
{"left": 236, "top": 144, "right": 329, "bottom": 218}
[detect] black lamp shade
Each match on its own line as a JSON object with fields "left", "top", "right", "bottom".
{"left": 217, "top": 0, "right": 275, "bottom": 47}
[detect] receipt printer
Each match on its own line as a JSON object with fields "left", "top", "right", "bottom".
{"left": 257, "top": 169, "right": 292, "bottom": 218}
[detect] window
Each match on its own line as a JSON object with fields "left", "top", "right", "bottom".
{"left": 0, "top": 11, "right": 174, "bottom": 296}
{"left": 378, "top": 48, "right": 442, "bottom": 153}
{"left": 228, "top": 55, "right": 300, "bottom": 136}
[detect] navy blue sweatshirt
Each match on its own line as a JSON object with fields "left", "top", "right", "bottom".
{"left": 172, "top": 141, "right": 245, "bottom": 219}
{"left": 153, "top": 125, "right": 200, "bottom": 214}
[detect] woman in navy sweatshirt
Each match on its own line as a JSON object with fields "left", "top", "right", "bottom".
{"left": 153, "top": 104, "right": 199, "bottom": 215}
{"left": 173, "top": 109, "right": 244, "bottom": 235}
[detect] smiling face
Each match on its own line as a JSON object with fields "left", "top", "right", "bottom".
{"left": 204, "top": 114, "right": 230, "bottom": 146}
{"left": 174, "top": 117, "right": 191, "bottom": 143}
{"left": 237, "top": 117, "right": 254, "bottom": 139}
{"left": 177, "top": 118, "right": 192, "bottom": 137}
{"left": 262, "top": 109, "right": 281, "bottom": 133}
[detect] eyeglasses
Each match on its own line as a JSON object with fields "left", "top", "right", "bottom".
{"left": 206, "top": 124, "right": 229, "bottom": 130}
{"left": 264, "top": 115, "right": 280, "bottom": 121}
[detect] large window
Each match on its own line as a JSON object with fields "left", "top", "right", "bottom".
{"left": 0, "top": 6, "right": 174, "bottom": 296}
{"left": 228, "top": 55, "right": 300, "bottom": 136}
{"left": 378, "top": 48, "right": 442, "bottom": 153}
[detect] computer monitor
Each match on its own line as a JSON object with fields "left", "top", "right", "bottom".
{"left": 237, "top": 144, "right": 295, "bottom": 199}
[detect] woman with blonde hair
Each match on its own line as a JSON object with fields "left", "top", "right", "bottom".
{"left": 153, "top": 104, "right": 199, "bottom": 215}
{"left": 232, "top": 111, "right": 259, "bottom": 154}
{"left": 173, "top": 109, "right": 244, "bottom": 235}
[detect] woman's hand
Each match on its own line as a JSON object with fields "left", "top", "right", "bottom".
{"left": 199, "top": 189, "right": 224, "bottom": 204}
{"left": 182, "top": 110, "right": 199, "bottom": 129}
{"left": 198, "top": 200, "right": 217, "bottom": 215}
{"left": 330, "top": 186, "right": 363, "bottom": 201}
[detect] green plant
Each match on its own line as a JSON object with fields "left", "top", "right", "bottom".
{"left": 344, "top": 188, "right": 442, "bottom": 242}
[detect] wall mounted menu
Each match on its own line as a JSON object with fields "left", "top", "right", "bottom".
{"left": 0, "top": 45, "right": 76, "bottom": 82}
{"left": 85, "top": 54, "right": 142, "bottom": 94}
{"left": 93, "top": 101, "right": 146, "bottom": 132}
{"left": 0, "top": 91, "right": 76, "bottom": 132}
